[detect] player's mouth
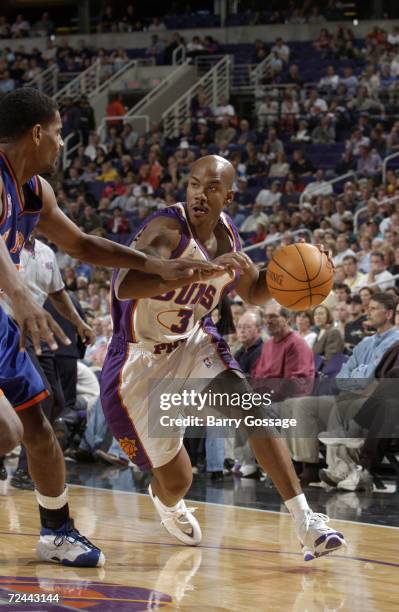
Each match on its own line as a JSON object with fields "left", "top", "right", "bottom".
{"left": 191, "top": 204, "right": 209, "bottom": 218}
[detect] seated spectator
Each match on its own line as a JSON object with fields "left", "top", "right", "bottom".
{"left": 32, "top": 12, "right": 54, "bottom": 37}
{"left": 266, "top": 127, "right": 284, "bottom": 156}
{"left": 333, "top": 234, "right": 357, "bottom": 265}
{"left": 285, "top": 64, "right": 304, "bottom": 87}
{"left": 146, "top": 34, "right": 165, "bottom": 60}
{"left": 312, "top": 304, "right": 345, "bottom": 362}
{"left": 0, "top": 16, "right": 10, "bottom": 38}
{"left": 271, "top": 37, "right": 290, "bottom": 63}
{"left": 291, "top": 120, "right": 311, "bottom": 143}
{"left": 343, "top": 255, "right": 368, "bottom": 292}
{"left": 226, "top": 202, "right": 245, "bottom": 227}
{"left": 340, "top": 66, "right": 359, "bottom": 97}
{"left": 79, "top": 205, "right": 102, "bottom": 234}
{"left": 214, "top": 95, "right": 236, "bottom": 120}
{"left": 303, "top": 169, "right": 333, "bottom": 198}
{"left": 236, "top": 119, "right": 256, "bottom": 145}
{"left": 253, "top": 301, "right": 315, "bottom": 399}
{"left": 186, "top": 36, "right": 205, "bottom": 58}
{"left": 269, "top": 152, "right": 289, "bottom": 178}
{"left": 214, "top": 116, "right": 236, "bottom": 146}
{"left": 106, "top": 207, "right": 130, "bottom": 234}
{"left": 234, "top": 311, "right": 264, "bottom": 375}
{"left": 148, "top": 17, "right": 166, "bottom": 31}
{"left": 255, "top": 180, "right": 281, "bottom": 209}
{"left": 257, "top": 95, "right": 278, "bottom": 130}
{"left": 345, "top": 295, "right": 368, "bottom": 351}
{"left": 319, "top": 65, "right": 340, "bottom": 92}
{"left": 357, "top": 143, "right": 382, "bottom": 178}
{"left": 334, "top": 301, "right": 350, "bottom": 338}
{"left": 280, "top": 90, "right": 299, "bottom": 133}
{"left": 290, "top": 149, "right": 315, "bottom": 176}
{"left": 318, "top": 293, "right": 399, "bottom": 490}
{"left": 367, "top": 251, "right": 395, "bottom": 290}
{"left": 295, "top": 311, "right": 317, "bottom": 348}
{"left": 239, "top": 202, "right": 269, "bottom": 233}
{"left": 11, "top": 14, "right": 30, "bottom": 38}
{"left": 311, "top": 116, "right": 336, "bottom": 144}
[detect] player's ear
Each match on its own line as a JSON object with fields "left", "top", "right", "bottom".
{"left": 226, "top": 189, "right": 234, "bottom": 205}
{"left": 32, "top": 124, "right": 42, "bottom": 146}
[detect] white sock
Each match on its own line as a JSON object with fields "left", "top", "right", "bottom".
{"left": 35, "top": 486, "right": 69, "bottom": 510}
{"left": 285, "top": 493, "right": 310, "bottom": 523}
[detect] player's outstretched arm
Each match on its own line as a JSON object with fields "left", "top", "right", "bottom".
{"left": 37, "top": 178, "right": 222, "bottom": 281}
{"left": 234, "top": 253, "right": 272, "bottom": 306}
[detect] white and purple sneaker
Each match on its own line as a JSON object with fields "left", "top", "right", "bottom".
{"left": 36, "top": 519, "right": 105, "bottom": 567}
{"left": 296, "top": 510, "right": 346, "bottom": 561}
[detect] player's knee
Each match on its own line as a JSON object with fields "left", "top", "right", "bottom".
{"left": 0, "top": 419, "right": 23, "bottom": 455}
{"left": 22, "top": 411, "right": 54, "bottom": 451}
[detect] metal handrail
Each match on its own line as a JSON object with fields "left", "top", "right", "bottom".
{"left": 162, "top": 56, "right": 231, "bottom": 139}
{"left": 368, "top": 272, "right": 399, "bottom": 289}
{"left": 299, "top": 171, "right": 355, "bottom": 204}
{"left": 54, "top": 59, "right": 102, "bottom": 102}
{"left": 62, "top": 130, "right": 82, "bottom": 169}
{"left": 243, "top": 229, "right": 312, "bottom": 253}
{"left": 98, "top": 114, "right": 150, "bottom": 136}
{"left": 25, "top": 64, "right": 58, "bottom": 97}
{"left": 172, "top": 45, "right": 187, "bottom": 65}
{"left": 383, "top": 151, "right": 399, "bottom": 185}
{"left": 94, "top": 58, "right": 142, "bottom": 96}
{"left": 97, "top": 62, "right": 189, "bottom": 140}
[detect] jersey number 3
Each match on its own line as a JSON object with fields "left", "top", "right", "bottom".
{"left": 170, "top": 308, "right": 193, "bottom": 334}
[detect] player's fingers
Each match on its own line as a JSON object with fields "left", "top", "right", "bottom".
{"left": 47, "top": 316, "right": 72, "bottom": 347}
{"left": 19, "top": 323, "right": 27, "bottom": 352}
{"left": 28, "top": 320, "right": 42, "bottom": 355}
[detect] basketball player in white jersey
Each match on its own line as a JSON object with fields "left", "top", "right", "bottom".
{"left": 101, "top": 155, "right": 346, "bottom": 561}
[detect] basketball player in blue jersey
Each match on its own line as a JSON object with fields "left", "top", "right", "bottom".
{"left": 101, "top": 155, "right": 347, "bottom": 562}
{"left": 0, "top": 88, "right": 222, "bottom": 568}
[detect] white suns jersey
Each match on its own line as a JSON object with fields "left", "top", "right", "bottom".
{"left": 110, "top": 203, "right": 241, "bottom": 354}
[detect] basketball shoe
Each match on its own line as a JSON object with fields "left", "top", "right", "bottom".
{"left": 36, "top": 519, "right": 105, "bottom": 567}
{"left": 296, "top": 510, "right": 346, "bottom": 561}
{"left": 148, "top": 484, "right": 202, "bottom": 546}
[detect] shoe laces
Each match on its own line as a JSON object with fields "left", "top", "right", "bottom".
{"left": 304, "top": 510, "right": 330, "bottom": 532}
{"left": 161, "top": 502, "right": 197, "bottom": 528}
{"left": 53, "top": 520, "right": 100, "bottom": 551}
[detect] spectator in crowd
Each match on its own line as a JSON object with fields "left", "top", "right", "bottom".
{"left": 333, "top": 234, "right": 357, "bottom": 265}
{"left": 342, "top": 255, "right": 368, "bottom": 292}
{"left": 334, "top": 301, "right": 350, "bottom": 338}
{"left": 312, "top": 304, "right": 345, "bottom": 363}
{"left": 345, "top": 295, "right": 368, "bottom": 351}
{"left": 367, "top": 251, "right": 395, "bottom": 289}
{"left": 255, "top": 180, "right": 281, "bottom": 209}
{"left": 295, "top": 311, "right": 317, "bottom": 348}
{"left": 319, "top": 293, "right": 399, "bottom": 490}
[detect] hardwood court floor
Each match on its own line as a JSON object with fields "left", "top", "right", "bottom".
{"left": 0, "top": 484, "right": 399, "bottom": 611}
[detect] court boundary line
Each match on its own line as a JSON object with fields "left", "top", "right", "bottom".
{"left": 69, "top": 483, "right": 399, "bottom": 531}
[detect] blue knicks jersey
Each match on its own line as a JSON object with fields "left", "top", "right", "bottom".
{"left": 0, "top": 151, "right": 42, "bottom": 266}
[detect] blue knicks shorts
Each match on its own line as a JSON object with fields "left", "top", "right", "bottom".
{"left": 0, "top": 305, "right": 49, "bottom": 412}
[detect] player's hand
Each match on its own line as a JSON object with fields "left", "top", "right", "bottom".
{"left": 11, "top": 291, "right": 72, "bottom": 355}
{"left": 212, "top": 252, "right": 253, "bottom": 277}
{"left": 146, "top": 257, "right": 224, "bottom": 280}
{"left": 76, "top": 319, "right": 96, "bottom": 346}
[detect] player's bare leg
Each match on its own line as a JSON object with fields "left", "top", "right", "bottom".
{"left": 0, "top": 392, "right": 23, "bottom": 455}
{"left": 149, "top": 446, "right": 202, "bottom": 545}
{"left": 18, "top": 404, "right": 105, "bottom": 567}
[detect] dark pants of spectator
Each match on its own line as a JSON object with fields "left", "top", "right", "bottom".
{"left": 17, "top": 346, "right": 65, "bottom": 473}
{"left": 55, "top": 356, "right": 78, "bottom": 411}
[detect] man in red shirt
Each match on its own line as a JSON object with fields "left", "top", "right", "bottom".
{"left": 253, "top": 301, "right": 316, "bottom": 484}
{"left": 253, "top": 301, "right": 315, "bottom": 395}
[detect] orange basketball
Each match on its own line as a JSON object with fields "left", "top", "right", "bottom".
{"left": 266, "top": 243, "right": 334, "bottom": 311}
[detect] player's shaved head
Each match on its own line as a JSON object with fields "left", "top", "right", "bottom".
{"left": 190, "top": 155, "right": 236, "bottom": 189}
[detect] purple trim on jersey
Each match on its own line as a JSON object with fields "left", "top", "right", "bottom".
{"left": 223, "top": 211, "right": 243, "bottom": 252}
{"left": 200, "top": 316, "right": 241, "bottom": 371}
{"left": 100, "top": 338, "right": 152, "bottom": 471}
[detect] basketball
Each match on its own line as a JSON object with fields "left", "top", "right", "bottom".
{"left": 266, "top": 243, "right": 334, "bottom": 311}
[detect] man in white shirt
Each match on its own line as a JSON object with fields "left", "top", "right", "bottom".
{"left": 255, "top": 180, "right": 281, "bottom": 209}
{"left": 367, "top": 251, "right": 395, "bottom": 290}
{"left": 240, "top": 202, "right": 269, "bottom": 233}
{"left": 319, "top": 65, "right": 340, "bottom": 91}
{"left": 333, "top": 234, "right": 357, "bottom": 265}
{"left": 271, "top": 38, "right": 290, "bottom": 63}
{"left": 303, "top": 169, "right": 333, "bottom": 198}
{"left": 214, "top": 95, "right": 236, "bottom": 119}
{"left": 9, "top": 235, "right": 93, "bottom": 490}
{"left": 342, "top": 255, "right": 368, "bottom": 292}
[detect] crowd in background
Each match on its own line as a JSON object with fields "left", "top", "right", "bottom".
{"left": 1, "top": 17, "right": 399, "bottom": 492}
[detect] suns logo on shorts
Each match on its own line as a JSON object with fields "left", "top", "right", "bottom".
{"left": 118, "top": 437, "right": 137, "bottom": 460}
{"left": 203, "top": 357, "right": 213, "bottom": 368}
